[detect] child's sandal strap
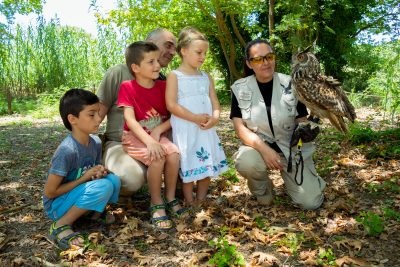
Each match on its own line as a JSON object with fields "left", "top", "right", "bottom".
{"left": 57, "top": 232, "right": 85, "bottom": 250}
{"left": 49, "top": 222, "right": 84, "bottom": 250}
{"left": 49, "top": 222, "right": 72, "bottom": 236}
{"left": 149, "top": 203, "right": 166, "bottom": 213}
{"left": 166, "top": 199, "right": 190, "bottom": 217}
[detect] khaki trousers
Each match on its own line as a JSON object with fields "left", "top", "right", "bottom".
{"left": 234, "top": 145, "right": 326, "bottom": 210}
{"left": 103, "top": 141, "right": 147, "bottom": 196}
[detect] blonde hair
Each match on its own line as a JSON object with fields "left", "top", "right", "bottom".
{"left": 176, "top": 26, "right": 208, "bottom": 57}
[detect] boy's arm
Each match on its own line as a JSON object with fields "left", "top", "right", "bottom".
{"left": 44, "top": 166, "right": 106, "bottom": 199}
{"left": 123, "top": 107, "right": 166, "bottom": 161}
{"left": 165, "top": 72, "right": 209, "bottom": 126}
{"left": 150, "top": 119, "right": 171, "bottom": 141}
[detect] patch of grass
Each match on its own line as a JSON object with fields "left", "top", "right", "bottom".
{"left": 273, "top": 195, "right": 291, "bottom": 206}
{"left": 365, "top": 177, "right": 400, "bottom": 196}
{"left": 383, "top": 207, "right": 400, "bottom": 222}
{"left": 316, "top": 247, "right": 336, "bottom": 266}
{"left": 356, "top": 211, "right": 385, "bottom": 237}
{"left": 133, "top": 239, "right": 149, "bottom": 252}
{"left": 253, "top": 215, "right": 269, "bottom": 231}
{"left": 208, "top": 226, "right": 245, "bottom": 267}
{"left": 275, "top": 232, "right": 305, "bottom": 255}
{"left": 220, "top": 158, "right": 239, "bottom": 184}
{"left": 0, "top": 86, "right": 68, "bottom": 117}
{"left": 349, "top": 123, "right": 400, "bottom": 159}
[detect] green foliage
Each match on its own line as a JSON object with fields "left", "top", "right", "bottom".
{"left": 31, "top": 86, "right": 69, "bottom": 118}
{"left": 208, "top": 226, "right": 245, "bottom": 267}
{"left": 253, "top": 215, "right": 268, "bottom": 231}
{"left": 365, "top": 177, "right": 400, "bottom": 195}
{"left": 275, "top": 232, "right": 305, "bottom": 255}
{"left": 221, "top": 159, "right": 239, "bottom": 184}
{"left": 383, "top": 207, "right": 400, "bottom": 222}
{"left": 356, "top": 211, "right": 385, "bottom": 237}
{"left": 133, "top": 239, "right": 149, "bottom": 252}
{"left": 349, "top": 123, "right": 400, "bottom": 159}
{"left": 316, "top": 247, "right": 337, "bottom": 266}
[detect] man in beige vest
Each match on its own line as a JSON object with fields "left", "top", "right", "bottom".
{"left": 97, "top": 28, "right": 176, "bottom": 196}
{"left": 230, "top": 39, "right": 325, "bottom": 210}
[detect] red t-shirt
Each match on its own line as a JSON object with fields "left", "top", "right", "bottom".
{"left": 117, "top": 79, "right": 169, "bottom": 133}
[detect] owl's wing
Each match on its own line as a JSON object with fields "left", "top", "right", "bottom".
{"left": 297, "top": 75, "right": 356, "bottom": 122}
{"left": 317, "top": 75, "right": 357, "bottom": 122}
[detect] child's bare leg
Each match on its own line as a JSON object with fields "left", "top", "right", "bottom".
{"left": 163, "top": 153, "right": 179, "bottom": 199}
{"left": 183, "top": 182, "right": 195, "bottom": 205}
{"left": 147, "top": 158, "right": 169, "bottom": 227}
{"left": 195, "top": 177, "right": 210, "bottom": 203}
{"left": 164, "top": 152, "right": 187, "bottom": 214}
{"left": 54, "top": 206, "right": 87, "bottom": 246}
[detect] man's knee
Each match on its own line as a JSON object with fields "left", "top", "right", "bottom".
{"left": 104, "top": 142, "right": 146, "bottom": 196}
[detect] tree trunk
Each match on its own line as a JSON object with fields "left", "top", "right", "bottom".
{"left": 6, "top": 87, "right": 12, "bottom": 115}
{"left": 268, "top": 0, "right": 275, "bottom": 40}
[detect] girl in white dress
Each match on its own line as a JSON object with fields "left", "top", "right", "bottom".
{"left": 166, "top": 27, "right": 228, "bottom": 206}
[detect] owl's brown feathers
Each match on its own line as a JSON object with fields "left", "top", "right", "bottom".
{"left": 291, "top": 51, "right": 356, "bottom": 133}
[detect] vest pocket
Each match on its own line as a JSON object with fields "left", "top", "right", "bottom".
{"left": 238, "top": 91, "right": 252, "bottom": 119}
{"left": 281, "top": 93, "right": 297, "bottom": 116}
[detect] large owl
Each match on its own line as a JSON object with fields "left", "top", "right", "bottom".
{"left": 291, "top": 48, "right": 356, "bottom": 133}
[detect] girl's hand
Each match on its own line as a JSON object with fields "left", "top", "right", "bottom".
{"left": 200, "top": 116, "right": 219, "bottom": 130}
{"left": 147, "top": 141, "right": 166, "bottom": 161}
{"left": 194, "top": 113, "right": 210, "bottom": 127}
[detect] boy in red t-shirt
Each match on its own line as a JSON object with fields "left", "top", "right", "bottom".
{"left": 117, "top": 41, "right": 187, "bottom": 230}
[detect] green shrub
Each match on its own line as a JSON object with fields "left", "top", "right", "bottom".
{"left": 356, "top": 211, "right": 384, "bottom": 237}
{"left": 208, "top": 227, "right": 245, "bottom": 267}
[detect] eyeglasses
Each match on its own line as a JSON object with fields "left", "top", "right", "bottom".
{"left": 249, "top": 53, "right": 276, "bottom": 64}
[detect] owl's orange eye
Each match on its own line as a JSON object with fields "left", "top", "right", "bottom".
{"left": 297, "top": 54, "right": 304, "bottom": 61}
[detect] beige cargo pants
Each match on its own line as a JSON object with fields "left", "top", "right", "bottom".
{"left": 234, "top": 145, "right": 326, "bottom": 210}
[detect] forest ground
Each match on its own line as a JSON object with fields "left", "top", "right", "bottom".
{"left": 0, "top": 107, "right": 399, "bottom": 267}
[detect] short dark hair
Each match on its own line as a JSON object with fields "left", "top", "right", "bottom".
{"left": 125, "top": 41, "right": 159, "bottom": 76}
{"left": 243, "top": 39, "right": 273, "bottom": 77}
{"left": 59, "top": 88, "right": 99, "bottom": 131}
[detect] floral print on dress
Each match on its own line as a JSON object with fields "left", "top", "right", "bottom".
{"left": 196, "top": 147, "right": 210, "bottom": 162}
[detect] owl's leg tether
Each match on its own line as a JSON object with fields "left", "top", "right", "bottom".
{"left": 294, "top": 139, "right": 304, "bottom": 186}
{"left": 287, "top": 138, "right": 305, "bottom": 186}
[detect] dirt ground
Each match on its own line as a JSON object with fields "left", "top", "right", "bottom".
{"left": 0, "top": 107, "right": 399, "bottom": 266}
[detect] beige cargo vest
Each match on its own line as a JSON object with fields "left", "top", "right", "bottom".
{"left": 231, "top": 73, "right": 315, "bottom": 160}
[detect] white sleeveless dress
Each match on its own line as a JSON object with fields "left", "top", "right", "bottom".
{"left": 170, "top": 70, "right": 228, "bottom": 183}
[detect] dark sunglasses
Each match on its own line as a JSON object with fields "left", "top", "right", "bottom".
{"left": 249, "top": 53, "right": 276, "bottom": 64}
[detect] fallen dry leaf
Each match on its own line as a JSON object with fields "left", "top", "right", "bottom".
{"left": 193, "top": 210, "right": 212, "bottom": 228}
{"left": 334, "top": 238, "right": 362, "bottom": 251}
{"left": 335, "top": 255, "right": 372, "bottom": 266}
{"left": 176, "top": 223, "right": 186, "bottom": 232}
{"left": 250, "top": 251, "right": 280, "bottom": 266}
{"left": 60, "top": 246, "right": 85, "bottom": 261}
{"left": 88, "top": 232, "right": 102, "bottom": 245}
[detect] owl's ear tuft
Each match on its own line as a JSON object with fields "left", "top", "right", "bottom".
{"left": 304, "top": 39, "right": 318, "bottom": 53}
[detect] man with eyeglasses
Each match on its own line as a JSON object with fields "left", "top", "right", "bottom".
{"left": 97, "top": 28, "right": 177, "bottom": 197}
{"left": 230, "top": 39, "right": 325, "bottom": 210}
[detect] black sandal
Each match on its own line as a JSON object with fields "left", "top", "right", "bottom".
{"left": 49, "top": 221, "right": 85, "bottom": 250}
{"left": 149, "top": 204, "right": 173, "bottom": 230}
